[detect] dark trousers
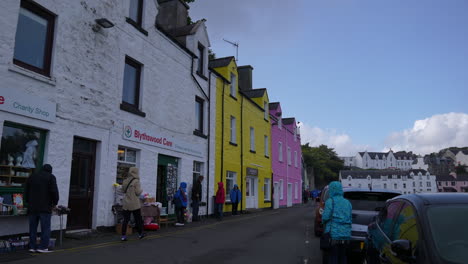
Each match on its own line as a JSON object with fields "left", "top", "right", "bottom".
{"left": 231, "top": 202, "right": 239, "bottom": 215}
{"left": 192, "top": 200, "right": 200, "bottom": 221}
{"left": 215, "top": 203, "right": 223, "bottom": 220}
{"left": 122, "top": 209, "right": 143, "bottom": 236}
{"left": 175, "top": 206, "right": 185, "bottom": 223}
{"left": 329, "top": 243, "right": 347, "bottom": 264}
{"left": 29, "top": 213, "right": 51, "bottom": 250}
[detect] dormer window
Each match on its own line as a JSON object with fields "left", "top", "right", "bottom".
{"left": 367, "top": 176, "right": 371, "bottom": 181}
{"left": 347, "top": 176, "right": 352, "bottom": 181}
{"left": 230, "top": 73, "right": 236, "bottom": 97}
{"left": 197, "top": 43, "right": 205, "bottom": 76}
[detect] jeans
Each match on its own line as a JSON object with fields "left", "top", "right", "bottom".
{"left": 192, "top": 200, "right": 199, "bottom": 221}
{"left": 328, "top": 242, "right": 347, "bottom": 264}
{"left": 215, "top": 203, "right": 223, "bottom": 220}
{"left": 231, "top": 202, "right": 239, "bottom": 215}
{"left": 175, "top": 206, "right": 185, "bottom": 223}
{"left": 122, "top": 209, "right": 143, "bottom": 236}
{"left": 29, "top": 213, "right": 51, "bottom": 250}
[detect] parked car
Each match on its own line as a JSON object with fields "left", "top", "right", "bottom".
{"left": 366, "top": 193, "right": 468, "bottom": 264}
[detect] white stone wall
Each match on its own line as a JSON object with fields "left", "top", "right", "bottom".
{"left": 412, "top": 157, "right": 429, "bottom": 170}
{"left": 0, "top": 0, "right": 216, "bottom": 235}
{"left": 353, "top": 151, "right": 415, "bottom": 170}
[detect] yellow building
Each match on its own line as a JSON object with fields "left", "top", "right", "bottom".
{"left": 210, "top": 57, "right": 272, "bottom": 212}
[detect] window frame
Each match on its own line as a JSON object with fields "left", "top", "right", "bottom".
{"left": 195, "top": 96, "right": 204, "bottom": 134}
{"left": 197, "top": 43, "right": 205, "bottom": 76}
{"left": 287, "top": 147, "right": 291, "bottom": 165}
{"left": 279, "top": 179, "right": 284, "bottom": 200}
{"left": 230, "top": 73, "right": 236, "bottom": 98}
{"left": 13, "top": 0, "right": 55, "bottom": 77}
{"left": 116, "top": 146, "right": 138, "bottom": 184}
{"left": 128, "top": 0, "right": 143, "bottom": 27}
{"left": 226, "top": 171, "right": 236, "bottom": 201}
{"left": 294, "top": 151, "right": 298, "bottom": 167}
{"left": 278, "top": 142, "right": 283, "bottom": 162}
{"left": 250, "top": 127, "right": 255, "bottom": 152}
{"left": 122, "top": 56, "right": 142, "bottom": 109}
{"left": 264, "top": 178, "right": 271, "bottom": 201}
{"left": 264, "top": 135, "right": 269, "bottom": 157}
{"left": 230, "top": 116, "right": 237, "bottom": 144}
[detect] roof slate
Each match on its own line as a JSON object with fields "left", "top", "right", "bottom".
{"left": 209, "top": 56, "right": 235, "bottom": 69}
{"left": 341, "top": 169, "right": 427, "bottom": 179}
{"left": 269, "top": 102, "right": 280, "bottom": 110}
{"left": 242, "top": 88, "right": 266, "bottom": 98}
{"left": 282, "top": 118, "right": 295, "bottom": 125}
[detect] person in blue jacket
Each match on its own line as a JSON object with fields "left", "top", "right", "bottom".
{"left": 229, "top": 184, "right": 241, "bottom": 215}
{"left": 322, "top": 181, "right": 352, "bottom": 264}
{"left": 173, "top": 182, "right": 188, "bottom": 226}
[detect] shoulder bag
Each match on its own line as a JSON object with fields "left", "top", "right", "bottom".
{"left": 320, "top": 198, "right": 334, "bottom": 250}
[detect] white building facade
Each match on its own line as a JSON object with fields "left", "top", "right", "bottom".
{"left": 0, "top": 0, "right": 216, "bottom": 236}
{"left": 455, "top": 150, "right": 468, "bottom": 166}
{"left": 339, "top": 170, "right": 438, "bottom": 194}
{"left": 342, "top": 150, "right": 417, "bottom": 170}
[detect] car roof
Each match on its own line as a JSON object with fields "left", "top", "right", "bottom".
{"left": 392, "top": 193, "right": 468, "bottom": 206}
{"left": 342, "top": 187, "right": 402, "bottom": 194}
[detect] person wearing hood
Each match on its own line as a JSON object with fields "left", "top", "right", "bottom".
{"left": 322, "top": 181, "right": 352, "bottom": 264}
{"left": 25, "top": 164, "right": 59, "bottom": 253}
{"left": 229, "top": 184, "right": 241, "bottom": 215}
{"left": 215, "top": 182, "right": 225, "bottom": 220}
{"left": 173, "top": 182, "right": 188, "bottom": 226}
{"left": 121, "top": 167, "right": 145, "bottom": 241}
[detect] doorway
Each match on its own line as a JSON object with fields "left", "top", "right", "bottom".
{"left": 156, "top": 154, "right": 178, "bottom": 214}
{"left": 67, "top": 137, "right": 96, "bottom": 230}
{"left": 273, "top": 182, "right": 280, "bottom": 209}
{"left": 246, "top": 177, "right": 258, "bottom": 209}
{"left": 287, "top": 183, "right": 293, "bottom": 207}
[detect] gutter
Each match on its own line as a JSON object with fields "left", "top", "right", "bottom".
{"left": 240, "top": 96, "right": 244, "bottom": 213}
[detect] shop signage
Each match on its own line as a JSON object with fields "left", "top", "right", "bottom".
{"left": 246, "top": 167, "right": 258, "bottom": 176}
{"left": 122, "top": 124, "right": 205, "bottom": 158}
{"left": 0, "top": 89, "right": 56, "bottom": 122}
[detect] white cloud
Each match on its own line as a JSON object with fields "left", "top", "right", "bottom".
{"left": 384, "top": 113, "right": 468, "bottom": 155}
{"left": 299, "top": 123, "right": 369, "bottom": 156}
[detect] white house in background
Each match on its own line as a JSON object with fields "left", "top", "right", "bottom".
{"left": 412, "top": 157, "right": 429, "bottom": 170}
{"left": 455, "top": 150, "right": 468, "bottom": 166}
{"left": 339, "top": 169, "right": 438, "bottom": 194}
{"left": 341, "top": 150, "right": 417, "bottom": 170}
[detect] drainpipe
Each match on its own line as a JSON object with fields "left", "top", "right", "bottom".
{"left": 240, "top": 96, "right": 244, "bottom": 213}
{"left": 220, "top": 81, "right": 225, "bottom": 183}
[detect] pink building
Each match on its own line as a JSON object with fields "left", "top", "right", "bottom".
{"left": 269, "top": 102, "right": 302, "bottom": 208}
{"left": 437, "top": 172, "right": 468, "bottom": 192}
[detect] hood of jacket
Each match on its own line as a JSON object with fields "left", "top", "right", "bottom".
{"left": 233, "top": 184, "right": 238, "bottom": 189}
{"left": 328, "top": 181, "right": 343, "bottom": 198}
{"left": 218, "top": 182, "right": 224, "bottom": 189}
{"left": 128, "top": 167, "right": 139, "bottom": 179}
{"left": 180, "top": 182, "right": 187, "bottom": 192}
{"left": 42, "top": 164, "right": 53, "bottom": 173}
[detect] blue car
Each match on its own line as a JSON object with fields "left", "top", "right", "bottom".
{"left": 366, "top": 193, "right": 468, "bottom": 264}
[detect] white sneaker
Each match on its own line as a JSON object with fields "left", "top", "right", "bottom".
{"left": 175, "top": 223, "right": 184, "bottom": 226}
{"left": 37, "top": 249, "right": 53, "bottom": 253}
{"left": 28, "top": 249, "right": 37, "bottom": 253}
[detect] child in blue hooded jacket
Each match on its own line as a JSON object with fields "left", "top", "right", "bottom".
{"left": 174, "top": 182, "right": 188, "bottom": 226}
{"left": 229, "top": 184, "right": 241, "bottom": 215}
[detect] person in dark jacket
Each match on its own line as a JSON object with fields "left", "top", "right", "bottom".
{"left": 174, "top": 182, "right": 188, "bottom": 226}
{"left": 25, "top": 164, "right": 59, "bottom": 253}
{"left": 191, "top": 176, "right": 203, "bottom": 222}
{"left": 229, "top": 184, "right": 241, "bottom": 215}
{"left": 322, "top": 181, "right": 352, "bottom": 264}
{"left": 215, "top": 182, "right": 225, "bottom": 220}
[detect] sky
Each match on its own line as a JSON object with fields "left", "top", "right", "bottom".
{"left": 189, "top": 0, "right": 468, "bottom": 156}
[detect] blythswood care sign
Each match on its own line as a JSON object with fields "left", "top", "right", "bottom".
{"left": 0, "top": 89, "right": 56, "bottom": 122}
{"left": 122, "top": 124, "right": 205, "bottom": 158}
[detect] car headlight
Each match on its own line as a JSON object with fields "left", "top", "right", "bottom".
{"left": 319, "top": 208, "right": 324, "bottom": 215}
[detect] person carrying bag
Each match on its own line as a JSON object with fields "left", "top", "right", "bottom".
{"left": 121, "top": 167, "right": 146, "bottom": 241}
{"left": 321, "top": 181, "right": 352, "bottom": 264}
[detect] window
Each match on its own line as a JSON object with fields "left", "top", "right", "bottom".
{"left": 427, "top": 182, "right": 431, "bottom": 187}
{"left": 382, "top": 176, "right": 388, "bottom": 181}
{"left": 358, "top": 183, "right": 362, "bottom": 188}
{"left": 383, "top": 183, "right": 387, "bottom": 189}
{"left": 278, "top": 118, "right": 282, "bottom": 129}
{"left": 403, "top": 183, "right": 406, "bottom": 188}
{"left": 287, "top": 147, "right": 291, "bottom": 165}
{"left": 279, "top": 142, "right": 283, "bottom": 162}
{"left": 193, "top": 161, "right": 203, "bottom": 189}
{"left": 13, "top": 0, "right": 55, "bottom": 76}
{"left": 250, "top": 127, "right": 255, "bottom": 152}
{"left": 347, "top": 176, "right": 352, "bottom": 181}
{"left": 264, "top": 135, "right": 269, "bottom": 157}
{"left": 129, "top": 0, "right": 143, "bottom": 26}
{"left": 117, "top": 147, "right": 138, "bottom": 184}
{"left": 427, "top": 189, "right": 431, "bottom": 192}
{"left": 230, "top": 73, "right": 236, "bottom": 97}
{"left": 438, "top": 182, "right": 441, "bottom": 186}
{"left": 294, "top": 151, "right": 298, "bottom": 167}
{"left": 197, "top": 43, "right": 205, "bottom": 76}
{"left": 402, "top": 176, "right": 407, "bottom": 181}
{"left": 420, "top": 182, "right": 423, "bottom": 187}
{"left": 226, "top": 171, "right": 236, "bottom": 200}
{"left": 230, "top": 116, "right": 236, "bottom": 144}
{"left": 394, "top": 183, "right": 398, "bottom": 189}
{"left": 413, "top": 182, "right": 416, "bottom": 187}
{"left": 195, "top": 97, "right": 204, "bottom": 133}
{"left": 264, "top": 178, "right": 271, "bottom": 201}
{"left": 279, "top": 180, "right": 284, "bottom": 200}
{"left": 295, "top": 182, "right": 298, "bottom": 199}
{"left": 451, "top": 181, "right": 456, "bottom": 186}
{"left": 122, "top": 56, "right": 142, "bottom": 108}
{"left": 264, "top": 102, "right": 268, "bottom": 120}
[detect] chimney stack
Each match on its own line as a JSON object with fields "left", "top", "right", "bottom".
{"left": 156, "top": 0, "right": 189, "bottom": 31}
{"left": 238, "top": 65, "right": 253, "bottom": 91}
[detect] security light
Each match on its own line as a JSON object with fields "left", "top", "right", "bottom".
{"left": 93, "top": 18, "right": 114, "bottom": 32}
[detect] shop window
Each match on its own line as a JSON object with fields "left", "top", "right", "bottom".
{"left": 13, "top": 0, "right": 55, "bottom": 76}
{"left": 193, "top": 161, "right": 203, "bottom": 188}
{"left": 0, "top": 123, "right": 46, "bottom": 214}
{"left": 264, "top": 178, "right": 271, "bottom": 201}
{"left": 226, "top": 171, "right": 236, "bottom": 200}
{"left": 116, "top": 147, "right": 138, "bottom": 184}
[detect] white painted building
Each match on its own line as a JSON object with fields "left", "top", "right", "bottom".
{"left": 342, "top": 150, "right": 417, "bottom": 170}
{"left": 0, "top": 0, "right": 216, "bottom": 235}
{"left": 455, "top": 150, "right": 468, "bottom": 166}
{"left": 339, "top": 170, "right": 438, "bottom": 194}
{"left": 411, "top": 157, "right": 429, "bottom": 170}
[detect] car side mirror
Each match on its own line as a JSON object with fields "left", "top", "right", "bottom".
{"left": 391, "top": 240, "right": 414, "bottom": 263}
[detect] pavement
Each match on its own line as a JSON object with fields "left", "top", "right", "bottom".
{"left": 1, "top": 203, "right": 323, "bottom": 264}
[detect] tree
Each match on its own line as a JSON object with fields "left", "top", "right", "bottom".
{"left": 302, "top": 144, "right": 344, "bottom": 188}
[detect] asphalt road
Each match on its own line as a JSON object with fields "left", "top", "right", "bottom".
{"left": 11, "top": 203, "right": 323, "bottom": 264}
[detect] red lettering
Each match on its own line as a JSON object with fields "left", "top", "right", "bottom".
{"left": 134, "top": 130, "right": 140, "bottom": 138}
{"left": 0, "top": 96, "right": 4, "bottom": 105}
{"left": 163, "top": 138, "right": 173, "bottom": 147}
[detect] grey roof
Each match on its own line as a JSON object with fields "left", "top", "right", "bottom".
{"left": 394, "top": 151, "right": 415, "bottom": 160}
{"left": 359, "top": 152, "right": 387, "bottom": 159}
{"left": 209, "top": 56, "right": 235, "bottom": 69}
{"left": 436, "top": 174, "right": 468, "bottom": 181}
{"left": 167, "top": 21, "right": 202, "bottom": 37}
{"left": 269, "top": 102, "right": 280, "bottom": 110}
{"left": 282, "top": 118, "right": 295, "bottom": 125}
{"left": 242, "top": 88, "right": 266, "bottom": 98}
{"left": 341, "top": 170, "right": 413, "bottom": 179}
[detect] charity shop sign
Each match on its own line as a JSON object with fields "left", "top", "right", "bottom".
{"left": 122, "top": 124, "right": 205, "bottom": 158}
{"left": 0, "top": 89, "right": 56, "bottom": 122}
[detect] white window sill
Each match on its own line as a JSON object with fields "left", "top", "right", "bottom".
{"left": 8, "top": 64, "right": 56, "bottom": 86}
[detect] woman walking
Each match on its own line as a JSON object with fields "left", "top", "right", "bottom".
{"left": 322, "top": 181, "right": 352, "bottom": 264}
{"left": 121, "top": 167, "right": 145, "bottom": 241}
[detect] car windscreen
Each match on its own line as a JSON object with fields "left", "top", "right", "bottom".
{"left": 427, "top": 205, "right": 468, "bottom": 264}
{"left": 343, "top": 192, "right": 400, "bottom": 211}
